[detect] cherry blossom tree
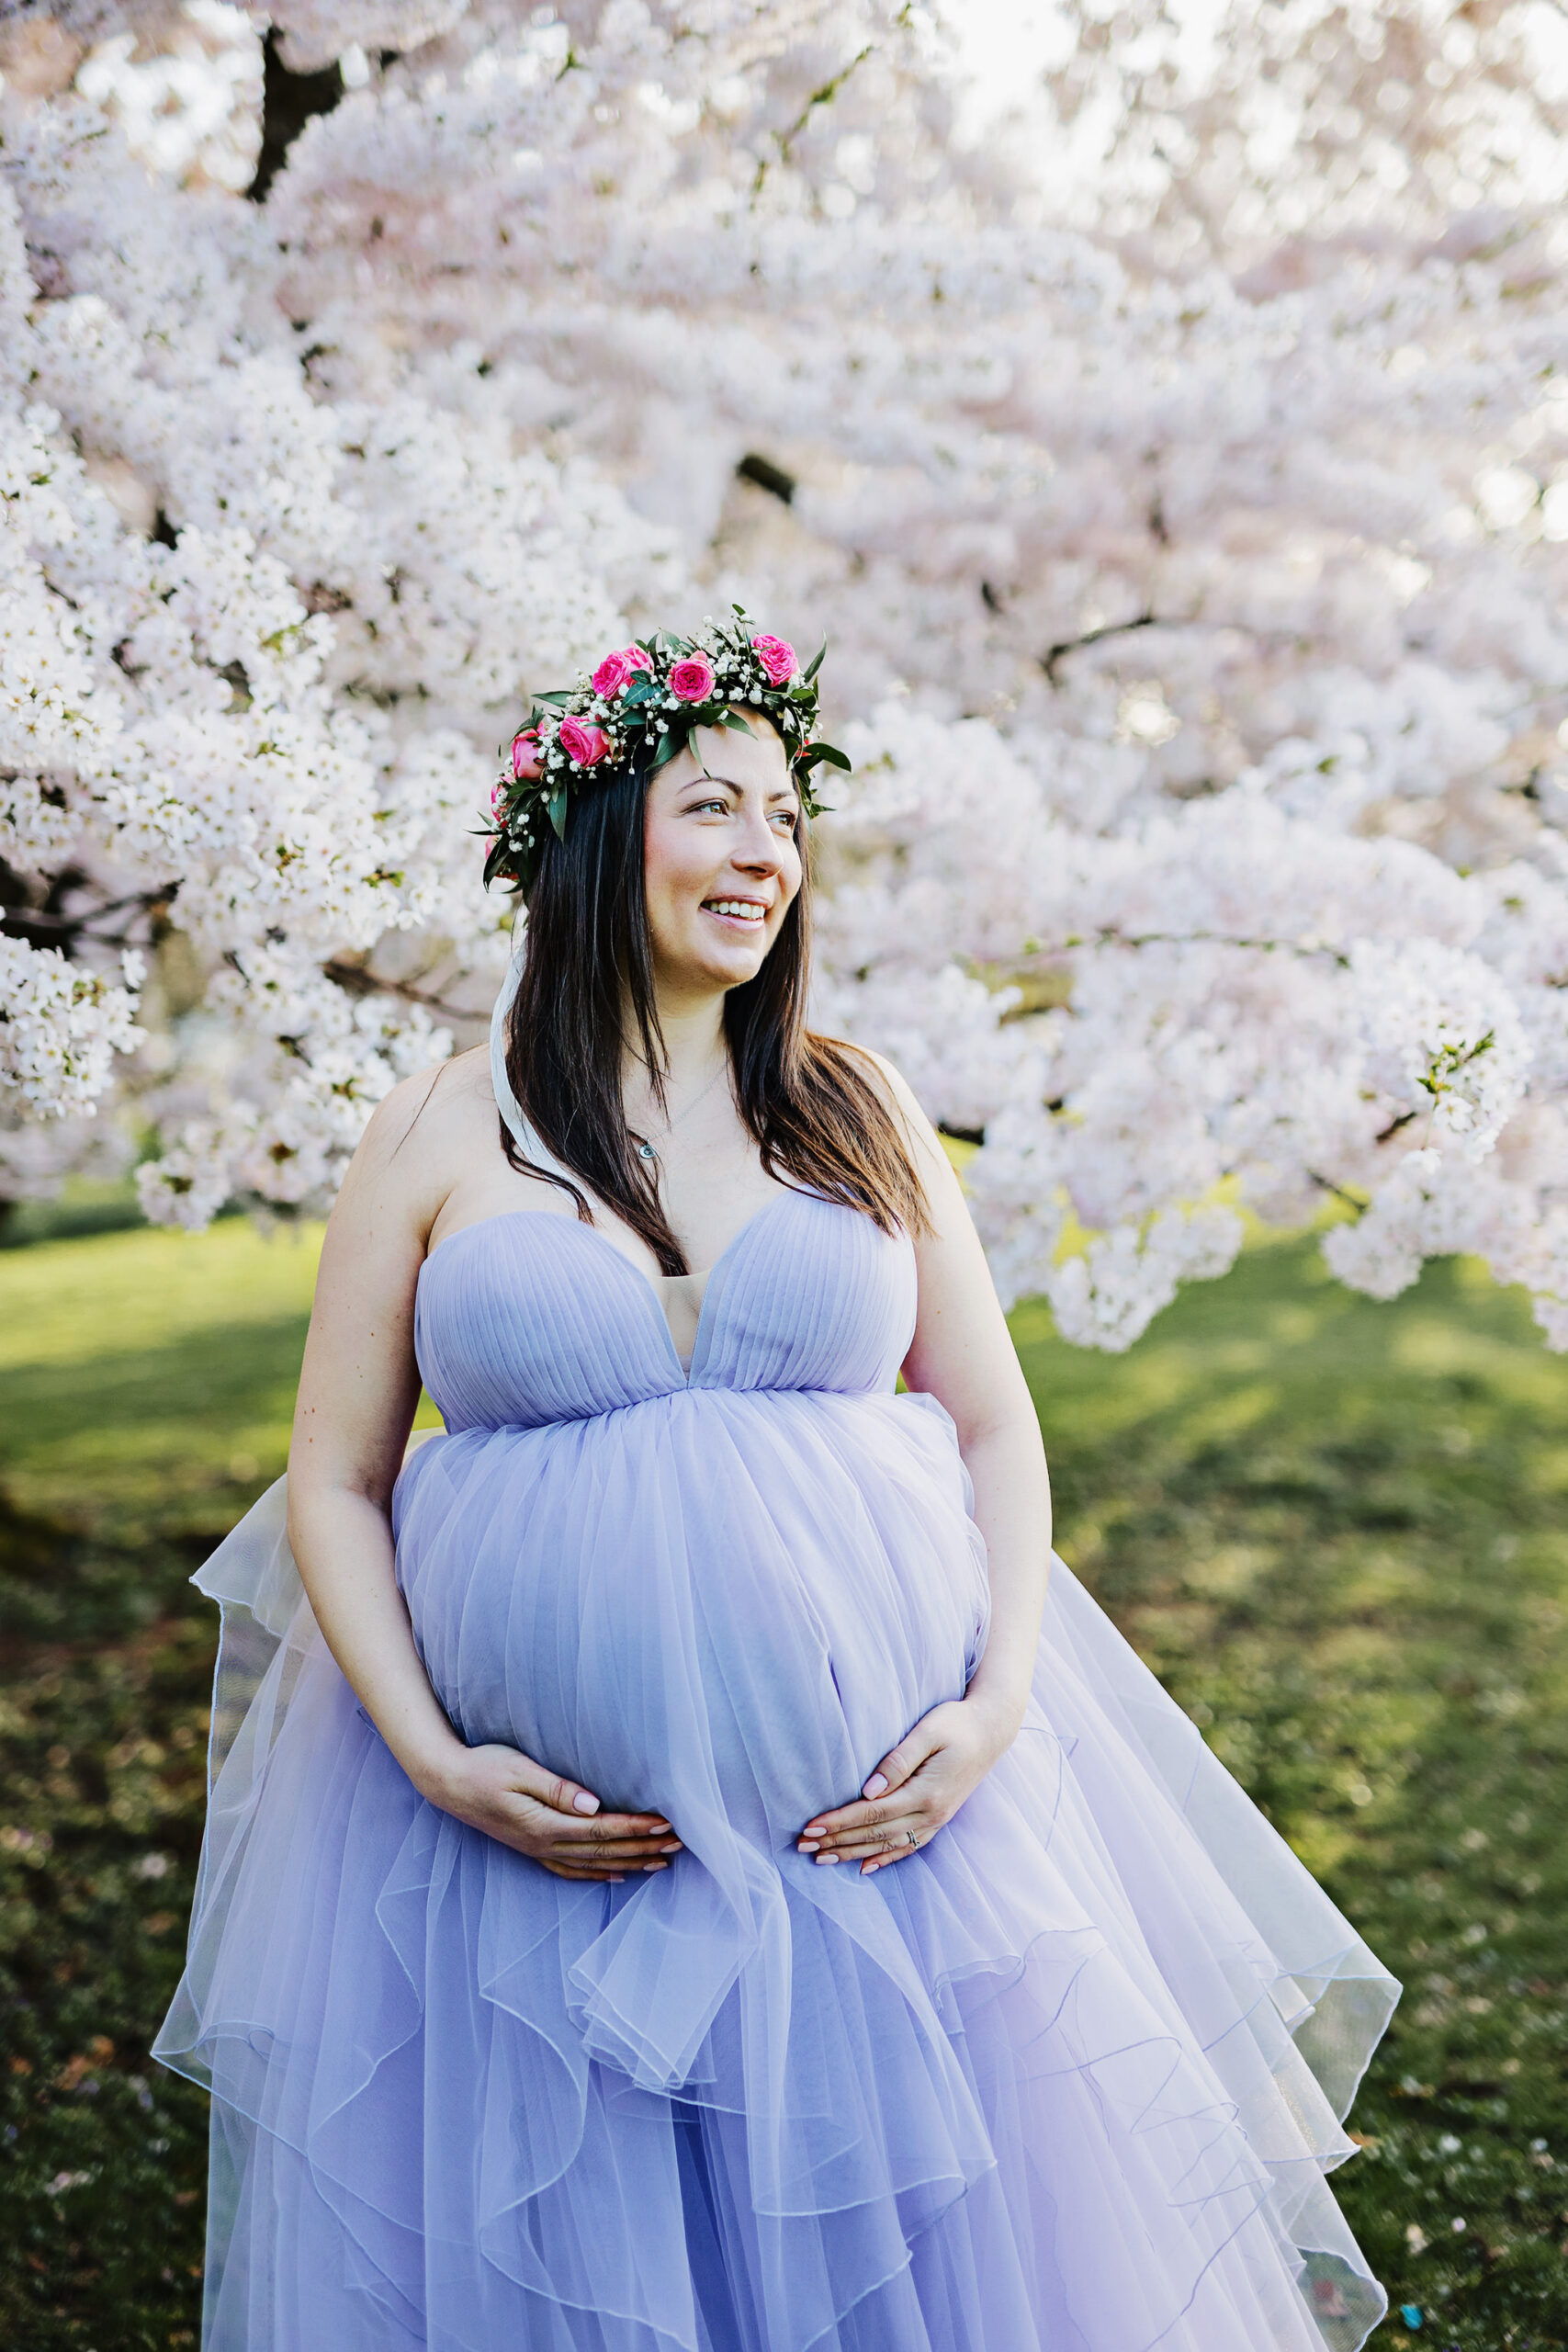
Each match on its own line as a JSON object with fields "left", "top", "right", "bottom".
{"left": 1, "top": 13, "right": 676, "bottom": 1220}
{"left": 2, "top": 0, "right": 1565, "bottom": 1350}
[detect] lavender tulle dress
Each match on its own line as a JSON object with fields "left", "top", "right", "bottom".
{"left": 154, "top": 995, "right": 1398, "bottom": 2352}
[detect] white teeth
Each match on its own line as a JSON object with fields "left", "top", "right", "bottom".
{"left": 706, "top": 900, "right": 766, "bottom": 921}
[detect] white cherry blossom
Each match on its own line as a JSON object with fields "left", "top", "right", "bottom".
{"left": 1, "top": 0, "right": 1565, "bottom": 1349}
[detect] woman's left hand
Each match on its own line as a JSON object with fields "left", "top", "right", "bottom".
{"left": 796, "top": 1697, "right": 1015, "bottom": 1876}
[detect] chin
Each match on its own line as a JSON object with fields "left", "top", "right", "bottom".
{"left": 708, "top": 948, "right": 769, "bottom": 987}
{"left": 688, "top": 937, "right": 770, "bottom": 988}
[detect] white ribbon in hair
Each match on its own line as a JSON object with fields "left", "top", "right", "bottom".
{"left": 489, "top": 934, "right": 577, "bottom": 1183}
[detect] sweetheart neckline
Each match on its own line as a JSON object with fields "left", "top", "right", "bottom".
{"left": 420, "top": 1188, "right": 811, "bottom": 1388}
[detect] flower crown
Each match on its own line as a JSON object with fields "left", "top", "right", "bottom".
{"left": 484, "top": 606, "right": 850, "bottom": 898}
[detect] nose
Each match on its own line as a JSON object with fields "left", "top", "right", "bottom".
{"left": 733, "top": 797, "right": 795, "bottom": 876}
{"left": 732, "top": 820, "right": 785, "bottom": 876}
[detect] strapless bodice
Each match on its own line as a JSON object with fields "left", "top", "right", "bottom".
{"left": 413, "top": 1186, "right": 918, "bottom": 1430}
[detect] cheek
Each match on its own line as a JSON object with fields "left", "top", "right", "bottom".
{"left": 664, "top": 848, "right": 720, "bottom": 912}
{"left": 642, "top": 816, "right": 705, "bottom": 906}
{"left": 643, "top": 840, "right": 719, "bottom": 943}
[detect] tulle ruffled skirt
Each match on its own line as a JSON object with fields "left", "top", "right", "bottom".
{"left": 155, "top": 1391, "right": 1396, "bottom": 2351}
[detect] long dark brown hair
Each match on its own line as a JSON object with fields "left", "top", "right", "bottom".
{"left": 501, "top": 735, "right": 930, "bottom": 1274}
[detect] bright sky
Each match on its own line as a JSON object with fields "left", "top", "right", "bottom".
{"left": 945, "top": 0, "right": 1077, "bottom": 143}
{"left": 944, "top": 0, "right": 1232, "bottom": 151}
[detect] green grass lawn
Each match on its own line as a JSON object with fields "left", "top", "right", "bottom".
{"left": 3, "top": 1220, "right": 1567, "bottom": 2348}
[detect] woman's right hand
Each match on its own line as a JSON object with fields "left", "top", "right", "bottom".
{"left": 423, "top": 1744, "right": 682, "bottom": 1882}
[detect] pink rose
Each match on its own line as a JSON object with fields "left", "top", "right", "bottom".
{"left": 558, "top": 717, "right": 613, "bottom": 765}
{"left": 669, "top": 654, "right": 716, "bottom": 703}
{"left": 591, "top": 644, "right": 653, "bottom": 696}
{"left": 750, "top": 633, "right": 796, "bottom": 686}
{"left": 510, "top": 727, "right": 544, "bottom": 781}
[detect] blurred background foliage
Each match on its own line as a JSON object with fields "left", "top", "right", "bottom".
{"left": 2, "top": 1216, "right": 1567, "bottom": 2346}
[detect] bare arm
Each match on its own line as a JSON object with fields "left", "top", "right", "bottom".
{"left": 287, "top": 1062, "right": 680, "bottom": 1882}
{"left": 799, "top": 1053, "right": 1052, "bottom": 1873}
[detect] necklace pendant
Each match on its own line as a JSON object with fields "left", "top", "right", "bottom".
{"left": 637, "top": 1140, "right": 658, "bottom": 1162}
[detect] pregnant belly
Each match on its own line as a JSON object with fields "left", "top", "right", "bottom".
{"left": 392, "top": 1387, "right": 990, "bottom": 1847}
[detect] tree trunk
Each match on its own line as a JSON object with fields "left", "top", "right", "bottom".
{"left": 247, "top": 26, "right": 343, "bottom": 204}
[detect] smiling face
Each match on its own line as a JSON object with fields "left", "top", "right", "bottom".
{"left": 641, "top": 714, "right": 803, "bottom": 1001}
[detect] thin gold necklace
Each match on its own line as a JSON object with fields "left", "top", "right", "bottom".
{"left": 633, "top": 1059, "right": 730, "bottom": 1165}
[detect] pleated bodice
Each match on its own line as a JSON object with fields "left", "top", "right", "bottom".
{"left": 413, "top": 1186, "right": 918, "bottom": 1427}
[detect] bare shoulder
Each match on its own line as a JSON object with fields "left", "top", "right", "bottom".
{"left": 337, "top": 1048, "right": 497, "bottom": 1227}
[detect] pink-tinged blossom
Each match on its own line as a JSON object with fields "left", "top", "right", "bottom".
{"left": 6, "top": 0, "right": 1568, "bottom": 1355}
{"left": 669, "top": 656, "right": 716, "bottom": 703}
{"left": 751, "top": 634, "right": 796, "bottom": 685}
{"left": 558, "top": 718, "right": 612, "bottom": 765}
{"left": 591, "top": 646, "right": 653, "bottom": 695}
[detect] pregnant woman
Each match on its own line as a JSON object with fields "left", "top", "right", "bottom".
{"left": 156, "top": 614, "right": 1397, "bottom": 2351}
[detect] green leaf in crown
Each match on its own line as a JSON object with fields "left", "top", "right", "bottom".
{"left": 480, "top": 609, "right": 849, "bottom": 899}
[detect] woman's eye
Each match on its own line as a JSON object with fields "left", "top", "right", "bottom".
{"left": 683, "top": 797, "right": 795, "bottom": 827}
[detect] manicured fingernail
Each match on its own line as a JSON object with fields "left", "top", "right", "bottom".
{"left": 798, "top": 1839, "right": 819, "bottom": 1853}
{"left": 863, "top": 1773, "right": 888, "bottom": 1797}
{"left": 572, "top": 1791, "right": 600, "bottom": 1815}
{"left": 660, "top": 1841, "right": 682, "bottom": 1853}
{"left": 816, "top": 1852, "right": 840, "bottom": 1865}
{"left": 642, "top": 1860, "right": 668, "bottom": 1871}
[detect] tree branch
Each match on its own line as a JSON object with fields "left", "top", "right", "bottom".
{"left": 735, "top": 452, "right": 795, "bottom": 504}
{"left": 0, "top": 881, "right": 180, "bottom": 956}
{"left": 1307, "top": 1170, "right": 1367, "bottom": 1214}
{"left": 752, "top": 44, "right": 875, "bottom": 197}
{"left": 1010, "top": 927, "right": 1353, "bottom": 969}
{"left": 1041, "top": 611, "right": 1156, "bottom": 685}
{"left": 321, "top": 957, "right": 476, "bottom": 1027}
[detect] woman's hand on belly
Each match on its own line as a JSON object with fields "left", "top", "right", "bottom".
{"left": 795, "top": 1696, "right": 1016, "bottom": 1876}
{"left": 426, "top": 1744, "right": 683, "bottom": 1882}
